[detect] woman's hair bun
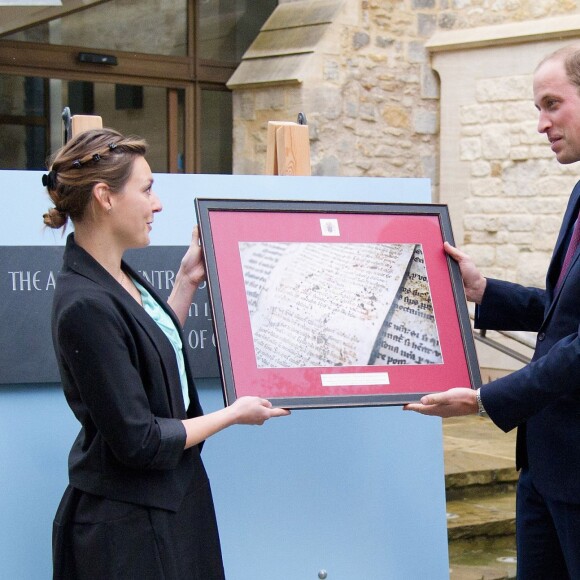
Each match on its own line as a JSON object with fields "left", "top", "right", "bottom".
{"left": 43, "top": 207, "right": 67, "bottom": 229}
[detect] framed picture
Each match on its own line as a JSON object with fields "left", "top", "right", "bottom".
{"left": 195, "top": 198, "right": 481, "bottom": 409}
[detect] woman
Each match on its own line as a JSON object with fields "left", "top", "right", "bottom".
{"left": 43, "top": 128, "right": 289, "bottom": 579}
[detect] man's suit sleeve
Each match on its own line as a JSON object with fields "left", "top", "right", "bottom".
{"left": 479, "top": 327, "right": 580, "bottom": 431}
{"left": 476, "top": 278, "right": 580, "bottom": 432}
{"left": 56, "top": 296, "right": 187, "bottom": 470}
{"left": 475, "top": 278, "right": 545, "bottom": 332}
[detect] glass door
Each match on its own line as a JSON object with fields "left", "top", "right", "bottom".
{"left": 0, "top": 74, "right": 185, "bottom": 172}
{"left": 0, "top": 0, "right": 278, "bottom": 173}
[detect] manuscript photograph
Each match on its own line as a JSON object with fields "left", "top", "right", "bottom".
{"left": 195, "top": 198, "right": 481, "bottom": 409}
{"left": 239, "top": 242, "right": 441, "bottom": 369}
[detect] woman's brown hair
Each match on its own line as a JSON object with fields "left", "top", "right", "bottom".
{"left": 42, "top": 128, "right": 148, "bottom": 229}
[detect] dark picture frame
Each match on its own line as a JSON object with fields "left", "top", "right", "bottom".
{"left": 195, "top": 198, "right": 481, "bottom": 409}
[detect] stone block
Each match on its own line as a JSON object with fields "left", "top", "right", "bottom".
{"left": 408, "top": 40, "right": 427, "bottom": 63}
{"left": 227, "top": 54, "right": 307, "bottom": 89}
{"left": 516, "top": 253, "right": 551, "bottom": 287}
{"left": 461, "top": 104, "right": 490, "bottom": 124}
{"left": 413, "top": 108, "right": 438, "bottom": 134}
{"left": 508, "top": 232, "right": 535, "bottom": 245}
{"left": 417, "top": 13, "right": 437, "bottom": 37}
{"left": 470, "top": 160, "right": 491, "bottom": 177}
{"left": 535, "top": 215, "right": 563, "bottom": 234}
{"left": 263, "top": 0, "right": 343, "bottom": 29}
{"left": 255, "top": 88, "right": 286, "bottom": 111}
{"left": 483, "top": 267, "right": 510, "bottom": 280}
{"left": 245, "top": 25, "right": 329, "bottom": 59}
{"left": 360, "top": 103, "right": 377, "bottom": 121}
{"left": 381, "top": 105, "right": 410, "bottom": 128}
{"left": 438, "top": 12, "right": 457, "bottom": 29}
{"left": 475, "top": 75, "right": 532, "bottom": 102}
{"left": 503, "top": 101, "right": 535, "bottom": 123}
{"left": 239, "top": 92, "right": 256, "bottom": 120}
{"left": 532, "top": 235, "right": 559, "bottom": 252}
{"left": 469, "top": 231, "right": 510, "bottom": 245}
{"left": 353, "top": 31, "right": 370, "bottom": 50}
{"left": 375, "top": 36, "right": 395, "bottom": 49}
{"left": 495, "top": 244, "right": 519, "bottom": 268}
{"left": 470, "top": 178, "right": 502, "bottom": 197}
{"left": 461, "top": 126, "right": 483, "bottom": 137}
{"left": 421, "top": 64, "right": 440, "bottom": 99}
{"left": 313, "top": 154, "right": 341, "bottom": 176}
{"left": 323, "top": 59, "right": 340, "bottom": 81}
{"left": 311, "top": 87, "right": 342, "bottom": 120}
{"left": 481, "top": 128, "right": 511, "bottom": 159}
{"left": 490, "top": 161, "right": 505, "bottom": 177}
{"left": 420, "top": 154, "right": 438, "bottom": 183}
{"left": 529, "top": 144, "right": 555, "bottom": 159}
{"left": 356, "top": 157, "right": 373, "bottom": 170}
{"left": 463, "top": 243, "right": 496, "bottom": 266}
{"left": 464, "top": 215, "right": 493, "bottom": 232}
{"left": 460, "top": 137, "right": 481, "bottom": 161}
{"left": 464, "top": 198, "right": 489, "bottom": 214}
{"left": 519, "top": 127, "right": 548, "bottom": 146}
{"left": 412, "top": 0, "right": 435, "bottom": 8}
{"left": 501, "top": 215, "right": 534, "bottom": 231}
{"left": 509, "top": 147, "right": 530, "bottom": 161}
{"left": 527, "top": 196, "right": 568, "bottom": 215}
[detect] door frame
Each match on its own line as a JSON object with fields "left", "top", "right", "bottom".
{"left": 0, "top": 34, "right": 235, "bottom": 172}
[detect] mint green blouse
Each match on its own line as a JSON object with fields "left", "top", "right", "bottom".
{"left": 132, "top": 278, "right": 190, "bottom": 411}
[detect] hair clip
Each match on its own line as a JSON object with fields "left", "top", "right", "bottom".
{"left": 108, "top": 142, "right": 117, "bottom": 150}
{"left": 92, "top": 153, "right": 101, "bottom": 162}
{"left": 41, "top": 170, "right": 58, "bottom": 190}
{"left": 72, "top": 160, "right": 82, "bottom": 169}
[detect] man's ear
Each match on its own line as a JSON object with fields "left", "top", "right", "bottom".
{"left": 92, "top": 182, "right": 113, "bottom": 213}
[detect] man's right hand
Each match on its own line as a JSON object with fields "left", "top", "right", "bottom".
{"left": 444, "top": 242, "right": 487, "bottom": 304}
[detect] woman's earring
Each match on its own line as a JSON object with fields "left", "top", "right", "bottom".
{"left": 107, "top": 205, "right": 112, "bottom": 213}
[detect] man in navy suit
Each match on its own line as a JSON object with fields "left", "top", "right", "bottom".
{"left": 405, "top": 45, "right": 580, "bottom": 579}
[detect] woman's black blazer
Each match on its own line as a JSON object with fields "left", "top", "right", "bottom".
{"left": 52, "top": 234, "right": 204, "bottom": 512}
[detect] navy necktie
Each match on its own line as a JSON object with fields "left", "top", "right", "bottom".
{"left": 556, "top": 215, "right": 580, "bottom": 290}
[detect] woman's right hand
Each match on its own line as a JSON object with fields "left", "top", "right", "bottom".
{"left": 229, "top": 396, "right": 291, "bottom": 425}
{"left": 183, "top": 396, "right": 290, "bottom": 449}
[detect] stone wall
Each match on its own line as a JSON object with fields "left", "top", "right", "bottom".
{"left": 230, "top": 0, "right": 580, "bottom": 287}
{"left": 232, "top": 0, "right": 580, "bottom": 180}
{"left": 458, "top": 69, "right": 578, "bottom": 286}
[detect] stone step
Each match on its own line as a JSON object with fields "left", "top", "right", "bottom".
{"left": 446, "top": 467, "right": 518, "bottom": 500}
{"left": 449, "top": 536, "right": 517, "bottom": 580}
{"left": 447, "top": 489, "right": 516, "bottom": 541}
{"left": 443, "top": 415, "right": 518, "bottom": 497}
{"left": 447, "top": 484, "right": 517, "bottom": 578}
{"left": 443, "top": 415, "right": 518, "bottom": 578}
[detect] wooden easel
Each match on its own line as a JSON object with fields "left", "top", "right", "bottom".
{"left": 265, "top": 113, "right": 311, "bottom": 176}
{"left": 62, "top": 107, "right": 103, "bottom": 143}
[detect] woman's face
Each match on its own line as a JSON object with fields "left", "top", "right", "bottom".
{"left": 110, "top": 155, "right": 162, "bottom": 249}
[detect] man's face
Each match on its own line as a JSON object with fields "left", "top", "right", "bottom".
{"left": 534, "top": 58, "right": 580, "bottom": 165}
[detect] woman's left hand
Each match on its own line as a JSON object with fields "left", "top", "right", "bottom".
{"left": 179, "top": 225, "right": 205, "bottom": 287}
{"left": 168, "top": 225, "right": 206, "bottom": 326}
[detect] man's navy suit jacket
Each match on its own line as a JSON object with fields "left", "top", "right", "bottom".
{"left": 476, "top": 180, "right": 580, "bottom": 503}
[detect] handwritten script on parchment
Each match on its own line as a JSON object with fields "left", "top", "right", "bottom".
{"left": 239, "top": 242, "right": 442, "bottom": 368}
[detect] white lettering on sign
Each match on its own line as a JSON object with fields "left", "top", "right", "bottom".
{"left": 8, "top": 270, "right": 58, "bottom": 291}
